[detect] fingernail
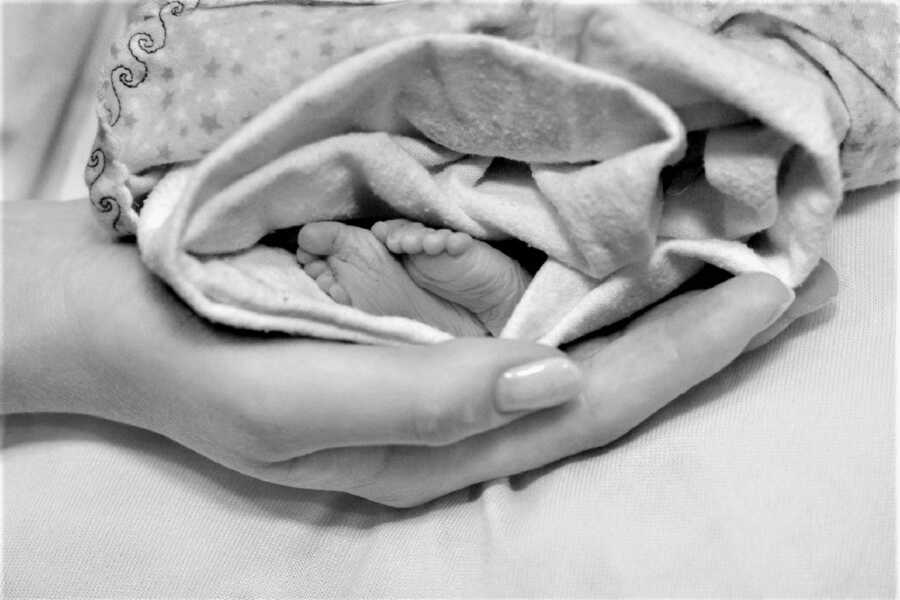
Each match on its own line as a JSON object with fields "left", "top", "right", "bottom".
{"left": 763, "top": 283, "right": 796, "bottom": 330}
{"left": 495, "top": 357, "right": 583, "bottom": 412}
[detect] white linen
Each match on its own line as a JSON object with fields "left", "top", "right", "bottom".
{"left": 3, "top": 183, "right": 895, "bottom": 597}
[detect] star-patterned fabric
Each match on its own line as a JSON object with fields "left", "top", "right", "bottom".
{"left": 86, "top": 0, "right": 897, "bottom": 237}
{"left": 654, "top": 1, "right": 899, "bottom": 192}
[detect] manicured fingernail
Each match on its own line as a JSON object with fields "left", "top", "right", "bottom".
{"left": 763, "top": 282, "right": 796, "bottom": 329}
{"left": 495, "top": 357, "right": 583, "bottom": 412}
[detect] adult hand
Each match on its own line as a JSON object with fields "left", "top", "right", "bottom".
{"left": 2, "top": 201, "right": 835, "bottom": 507}
{"left": 3, "top": 201, "right": 575, "bottom": 466}
{"left": 268, "top": 262, "right": 835, "bottom": 506}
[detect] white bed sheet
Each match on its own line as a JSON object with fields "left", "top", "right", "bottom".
{"left": 3, "top": 183, "right": 896, "bottom": 597}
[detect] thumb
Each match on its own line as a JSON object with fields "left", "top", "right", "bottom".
{"left": 406, "top": 337, "right": 584, "bottom": 445}
{"left": 226, "top": 336, "right": 583, "bottom": 455}
{"left": 744, "top": 260, "right": 838, "bottom": 352}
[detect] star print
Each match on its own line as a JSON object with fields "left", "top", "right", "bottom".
{"left": 863, "top": 121, "right": 878, "bottom": 136}
{"left": 818, "top": 5, "right": 834, "bottom": 16}
{"left": 322, "top": 24, "right": 337, "bottom": 35}
{"left": 845, "top": 140, "right": 865, "bottom": 152}
{"left": 161, "top": 67, "right": 174, "bottom": 81}
{"left": 204, "top": 58, "right": 220, "bottom": 78}
{"left": 157, "top": 144, "right": 172, "bottom": 160}
{"left": 231, "top": 63, "right": 244, "bottom": 76}
{"left": 199, "top": 114, "right": 222, "bottom": 135}
{"left": 110, "top": 44, "right": 119, "bottom": 59}
{"left": 212, "top": 87, "right": 233, "bottom": 106}
{"left": 260, "top": 9, "right": 273, "bottom": 17}
{"left": 851, "top": 15, "right": 865, "bottom": 30}
{"left": 320, "top": 41, "right": 335, "bottom": 57}
{"left": 275, "top": 33, "right": 285, "bottom": 41}
{"left": 161, "top": 91, "right": 174, "bottom": 109}
{"left": 121, "top": 113, "right": 137, "bottom": 128}
{"left": 179, "top": 126, "right": 189, "bottom": 137}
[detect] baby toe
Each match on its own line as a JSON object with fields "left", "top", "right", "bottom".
{"left": 385, "top": 230, "right": 404, "bottom": 254}
{"left": 303, "top": 260, "right": 329, "bottom": 278}
{"left": 422, "top": 229, "right": 451, "bottom": 255}
{"left": 296, "top": 248, "right": 318, "bottom": 264}
{"left": 445, "top": 232, "right": 473, "bottom": 256}
{"left": 371, "top": 221, "right": 390, "bottom": 242}
{"left": 375, "top": 218, "right": 413, "bottom": 240}
{"left": 297, "top": 221, "right": 346, "bottom": 256}
{"left": 400, "top": 230, "right": 426, "bottom": 254}
{"left": 315, "top": 271, "right": 335, "bottom": 292}
{"left": 327, "top": 283, "right": 351, "bottom": 305}
{"left": 387, "top": 225, "right": 422, "bottom": 253}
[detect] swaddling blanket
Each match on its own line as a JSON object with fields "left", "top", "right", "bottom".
{"left": 86, "top": 0, "right": 899, "bottom": 346}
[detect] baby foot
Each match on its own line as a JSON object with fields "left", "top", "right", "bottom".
{"left": 371, "top": 219, "right": 531, "bottom": 335}
{"left": 296, "top": 221, "right": 487, "bottom": 337}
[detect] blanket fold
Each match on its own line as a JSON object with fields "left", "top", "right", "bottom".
{"left": 86, "top": 0, "right": 898, "bottom": 346}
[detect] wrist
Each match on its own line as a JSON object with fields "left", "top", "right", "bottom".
{"left": 0, "top": 201, "right": 159, "bottom": 428}
{"left": 2, "top": 202, "right": 80, "bottom": 413}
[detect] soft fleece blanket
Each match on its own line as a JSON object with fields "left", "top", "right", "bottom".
{"left": 86, "top": 0, "right": 899, "bottom": 346}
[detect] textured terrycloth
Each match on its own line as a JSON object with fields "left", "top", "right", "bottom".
{"left": 86, "top": 0, "right": 899, "bottom": 345}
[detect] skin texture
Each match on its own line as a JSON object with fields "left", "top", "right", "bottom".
{"left": 295, "top": 220, "right": 489, "bottom": 337}
{"left": 294, "top": 218, "right": 531, "bottom": 337}
{"left": 1, "top": 201, "right": 835, "bottom": 507}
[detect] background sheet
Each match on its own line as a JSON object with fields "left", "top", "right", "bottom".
{"left": 1, "top": 2, "right": 131, "bottom": 203}
{"left": 4, "top": 182, "right": 895, "bottom": 597}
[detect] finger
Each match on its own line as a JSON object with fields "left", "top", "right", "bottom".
{"left": 252, "top": 272, "right": 795, "bottom": 506}
{"left": 213, "top": 336, "right": 582, "bottom": 458}
{"left": 577, "top": 271, "right": 794, "bottom": 439}
{"left": 564, "top": 289, "right": 705, "bottom": 363}
{"left": 744, "top": 260, "right": 838, "bottom": 352}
